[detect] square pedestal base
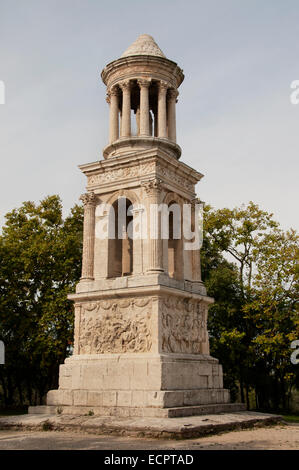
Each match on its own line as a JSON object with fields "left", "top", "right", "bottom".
{"left": 30, "top": 353, "right": 241, "bottom": 418}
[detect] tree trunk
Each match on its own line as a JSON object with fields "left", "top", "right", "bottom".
{"left": 245, "top": 384, "right": 250, "bottom": 410}
{"left": 240, "top": 376, "right": 245, "bottom": 403}
{"left": 255, "top": 388, "right": 258, "bottom": 410}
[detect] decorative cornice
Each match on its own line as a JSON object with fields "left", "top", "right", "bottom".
{"left": 101, "top": 55, "right": 184, "bottom": 90}
{"left": 102, "top": 136, "right": 181, "bottom": 160}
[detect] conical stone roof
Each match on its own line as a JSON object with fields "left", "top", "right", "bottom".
{"left": 121, "top": 34, "right": 166, "bottom": 58}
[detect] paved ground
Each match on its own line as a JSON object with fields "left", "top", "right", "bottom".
{"left": 0, "top": 423, "right": 297, "bottom": 450}
{"left": 0, "top": 411, "right": 280, "bottom": 439}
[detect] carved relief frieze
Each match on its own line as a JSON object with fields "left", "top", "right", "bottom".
{"left": 161, "top": 296, "right": 208, "bottom": 354}
{"left": 79, "top": 297, "right": 152, "bottom": 354}
{"left": 156, "top": 163, "right": 194, "bottom": 192}
{"left": 86, "top": 160, "right": 194, "bottom": 193}
{"left": 87, "top": 161, "right": 156, "bottom": 186}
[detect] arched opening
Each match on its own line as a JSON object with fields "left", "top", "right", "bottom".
{"left": 108, "top": 198, "right": 133, "bottom": 278}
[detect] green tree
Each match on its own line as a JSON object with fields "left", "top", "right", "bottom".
{"left": 0, "top": 195, "right": 83, "bottom": 407}
{"left": 244, "top": 228, "right": 299, "bottom": 409}
{"left": 202, "top": 202, "right": 299, "bottom": 411}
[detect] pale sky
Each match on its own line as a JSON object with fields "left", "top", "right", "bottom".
{"left": 0, "top": 0, "right": 298, "bottom": 231}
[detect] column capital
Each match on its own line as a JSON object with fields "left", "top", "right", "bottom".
{"left": 106, "top": 85, "right": 119, "bottom": 101}
{"left": 137, "top": 78, "right": 151, "bottom": 88}
{"left": 158, "top": 80, "right": 169, "bottom": 93}
{"left": 119, "top": 80, "right": 132, "bottom": 91}
{"left": 191, "top": 197, "right": 204, "bottom": 207}
{"left": 108, "top": 85, "right": 120, "bottom": 97}
{"left": 80, "top": 192, "right": 97, "bottom": 207}
{"left": 168, "top": 88, "right": 179, "bottom": 101}
{"left": 141, "top": 178, "right": 163, "bottom": 196}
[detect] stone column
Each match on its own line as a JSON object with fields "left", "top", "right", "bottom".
{"left": 158, "top": 81, "right": 168, "bottom": 138}
{"left": 80, "top": 192, "right": 97, "bottom": 280}
{"left": 191, "top": 198, "right": 202, "bottom": 283}
{"left": 137, "top": 79, "right": 151, "bottom": 136}
{"left": 142, "top": 179, "right": 164, "bottom": 273}
{"left": 132, "top": 206, "right": 145, "bottom": 275}
{"left": 120, "top": 80, "right": 131, "bottom": 137}
{"left": 108, "top": 86, "right": 119, "bottom": 144}
{"left": 167, "top": 88, "right": 178, "bottom": 142}
{"left": 135, "top": 107, "right": 140, "bottom": 135}
{"left": 122, "top": 226, "right": 131, "bottom": 276}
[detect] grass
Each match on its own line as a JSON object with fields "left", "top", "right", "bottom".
{"left": 280, "top": 414, "right": 299, "bottom": 423}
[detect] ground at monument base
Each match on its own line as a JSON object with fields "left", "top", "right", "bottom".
{"left": 0, "top": 424, "right": 296, "bottom": 450}
{"left": 0, "top": 411, "right": 281, "bottom": 439}
{"left": 28, "top": 402, "right": 245, "bottom": 418}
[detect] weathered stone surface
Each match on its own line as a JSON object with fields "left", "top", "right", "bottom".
{"left": 78, "top": 297, "right": 153, "bottom": 354}
{"left": 121, "top": 34, "right": 166, "bottom": 59}
{"left": 0, "top": 411, "right": 282, "bottom": 440}
{"left": 160, "top": 296, "right": 209, "bottom": 354}
{"left": 28, "top": 402, "right": 247, "bottom": 418}
{"left": 29, "top": 35, "right": 243, "bottom": 419}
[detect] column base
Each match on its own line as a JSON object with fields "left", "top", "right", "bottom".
{"left": 146, "top": 269, "right": 164, "bottom": 273}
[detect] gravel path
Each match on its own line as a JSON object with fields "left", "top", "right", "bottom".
{"left": 0, "top": 423, "right": 297, "bottom": 450}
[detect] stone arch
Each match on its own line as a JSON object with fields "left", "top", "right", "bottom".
{"left": 163, "top": 191, "right": 184, "bottom": 206}
{"left": 106, "top": 188, "right": 141, "bottom": 208}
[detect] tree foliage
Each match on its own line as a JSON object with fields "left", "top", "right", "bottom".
{"left": 0, "top": 196, "right": 83, "bottom": 407}
{"left": 202, "top": 202, "right": 299, "bottom": 410}
{"left": 0, "top": 196, "right": 297, "bottom": 412}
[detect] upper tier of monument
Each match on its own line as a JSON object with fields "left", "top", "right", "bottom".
{"left": 101, "top": 34, "right": 184, "bottom": 160}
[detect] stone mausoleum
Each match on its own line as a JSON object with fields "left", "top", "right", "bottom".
{"left": 30, "top": 34, "right": 244, "bottom": 418}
